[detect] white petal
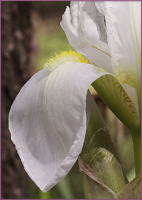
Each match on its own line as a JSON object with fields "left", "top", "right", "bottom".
{"left": 70, "top": 1, "right": 84, "bottom": 30}
{"left": 96, "top": 1, "right": 141, "bottom": 90}
{"left": 9, "top": 63, "right": 102, "bottom": 192}
{"left": 80, "top": 2, "right": 108, "bottom": 45}
{"left": 61, "top": 4, "right": 113, "bottom": 73}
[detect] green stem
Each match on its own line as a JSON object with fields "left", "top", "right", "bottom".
{"left": 131, "top": 127, "right": 141, "bottom": 176}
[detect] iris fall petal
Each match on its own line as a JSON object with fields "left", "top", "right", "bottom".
{"left": 9, "top": 61, "right": 105, "bottom": 191}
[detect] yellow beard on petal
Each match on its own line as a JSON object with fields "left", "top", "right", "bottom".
{"left": 44, "top": 50, "right": 89, "bottom": 71}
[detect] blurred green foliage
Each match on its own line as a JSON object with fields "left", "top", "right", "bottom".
{"left": 31, "top": 2, "right": 73, "bottom": 71}
{"left": 34, "top": 28, "right": 74, "bottom": 71}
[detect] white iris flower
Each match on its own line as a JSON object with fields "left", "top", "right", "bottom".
{"left": 9, "top": 1, "right": 141, "bottom": 192}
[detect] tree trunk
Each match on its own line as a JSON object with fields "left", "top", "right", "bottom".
{"left": 1, "top": 2, "right": 33, "bottom": 198}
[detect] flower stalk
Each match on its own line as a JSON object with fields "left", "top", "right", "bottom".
{"left": 131, "top": 126, "right": 141, "bottom": 176}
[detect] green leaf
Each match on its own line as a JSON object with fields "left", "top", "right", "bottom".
{"left": 80, "top": 100, "right": 128, "bottom": 199}
{"left": 116, "top": 174, "right": 141, "bottom": 199}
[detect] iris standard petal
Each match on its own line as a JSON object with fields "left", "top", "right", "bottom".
{"left": 96, "top": 2, "right": 141, "bottom": 91}
{"left": 69, "top": 1, "right": 85, "bottom": 30}
{"left": 61, "top": 4, "right": 113, "bottom": 73}
{"left": 79, "top": 2, "right": 109, "bottom": 49}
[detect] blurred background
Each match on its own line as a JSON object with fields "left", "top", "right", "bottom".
{"left": 1, "top": 1, "right": 135, "bottom": 199}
